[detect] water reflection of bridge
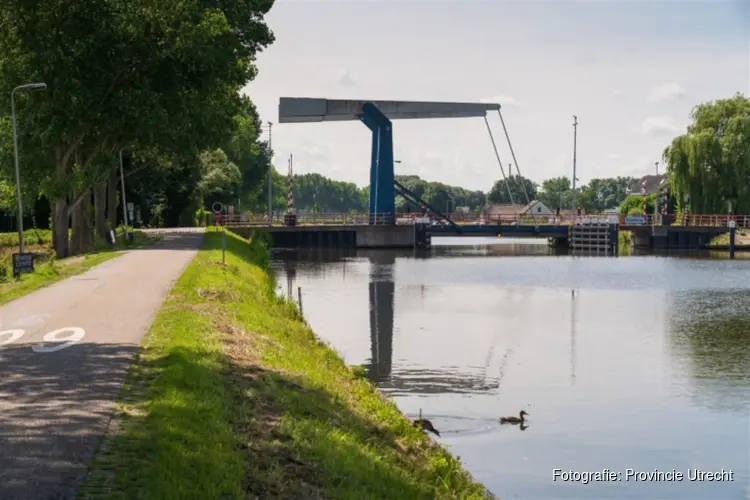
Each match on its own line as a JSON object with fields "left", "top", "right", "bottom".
{"left": 276, "top": 247, "right": 502, "bottom": 395}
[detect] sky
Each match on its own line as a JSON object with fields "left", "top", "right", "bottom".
{"left": 244, "top": 0, "right": 750, "bottom": 192}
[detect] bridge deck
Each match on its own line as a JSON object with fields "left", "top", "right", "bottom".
{"left": 217, "top": 212, "right": 750, "bottom": 233}
{"left": 428, "top": 224, "right": 569, "bottom": 238}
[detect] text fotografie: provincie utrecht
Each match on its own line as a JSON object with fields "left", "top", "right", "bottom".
{"left": 552, "top": 468, "right": 735, "bottom": 484}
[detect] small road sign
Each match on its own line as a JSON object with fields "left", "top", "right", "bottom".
{"left": 12, "top": 253, "right": 34, "bottom": 277}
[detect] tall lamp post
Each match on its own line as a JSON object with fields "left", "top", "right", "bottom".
{"left": 11, "top": 82, "right": 47, "bottom": 253}
{"left": 267, "top": 121, "right": 273, "bottom": 227}
{"left": 572, "top": 115, "right": 578, "bottom": 216}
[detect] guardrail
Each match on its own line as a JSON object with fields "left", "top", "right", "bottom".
{"left": 215, "top": 212, "right": 750, "bottom": 228}
{"left": 621, "top": 214, "right": 750, "bottom": 228}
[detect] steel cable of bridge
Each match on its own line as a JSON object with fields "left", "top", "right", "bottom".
{"left": 497, "top": 109, "right": 533, "bottom": 209}
{"left": 483, "top": 114, "right": 517, "bottom": 209}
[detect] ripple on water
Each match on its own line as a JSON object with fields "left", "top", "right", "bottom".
{"left": 406, "top": 414, "right": 525, "bottom": 439}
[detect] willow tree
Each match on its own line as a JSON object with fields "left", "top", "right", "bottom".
{"left": 663, "top": 93, "right": 750, "bottom": 214}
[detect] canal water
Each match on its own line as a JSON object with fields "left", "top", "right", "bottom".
{"left": 270, "top": 237, "right": 750, "bottom": 500}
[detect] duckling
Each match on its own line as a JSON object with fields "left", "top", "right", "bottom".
{"left": 500, "top": 410, "right": 528, "bottom": 424}
{"left": 412, "top": 409, "right": 440, "bottom": 437}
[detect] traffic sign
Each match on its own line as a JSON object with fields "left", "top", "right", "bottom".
{"left": 12, "top": 253, "right": 34, "bottom": 277}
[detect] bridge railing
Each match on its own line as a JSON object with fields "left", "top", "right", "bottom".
{"left": 216, "top": 212, "right": 750, "bottom": 228}
{"left": 219, "top": 212, "right": 402, "bottom": 227}
{"left": 622, "top": 213, "right": 750, "bottom": 227}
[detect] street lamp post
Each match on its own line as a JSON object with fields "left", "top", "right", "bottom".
{"left": 572, "top": 115, "right": 578, "bottom": 216}
{"left": 267, "top": 121, "right": 273, "bottom": 227}
{"left": 11, "top": 82, "right": 47, "bottom": 253}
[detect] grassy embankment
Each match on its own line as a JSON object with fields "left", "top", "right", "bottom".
{"left": 80, "top": 229, "right": 492, "bottom": 500}
{"left": 708, "top": 228, "right": 750, "bottom": 247}
{"left": 0, "top": 228, "right": 158, "bottom": 305}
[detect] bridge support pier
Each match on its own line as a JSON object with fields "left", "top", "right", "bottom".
{"left": 360, "top": 103, "right": 395, "bottom": 225}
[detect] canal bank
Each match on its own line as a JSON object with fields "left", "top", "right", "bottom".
{"left": 270, "top": 237, "right": 750, "bottom": 500}
{"left": 81, "top": 229, "right": 492, "bottom": 499}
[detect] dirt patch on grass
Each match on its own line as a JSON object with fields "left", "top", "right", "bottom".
{"left": 221, "top": 325, "right": 327, "bottom": 500}
{"left": 0, "top": 244, "right": 52, "bottom": 260}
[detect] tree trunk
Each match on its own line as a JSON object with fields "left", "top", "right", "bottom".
{"left": 70, "top": 188, "right": 95, "bottom": 255}
{"left": 80, "top": 190, "right": 94, "bottom": 251}
{"left": 52, "top": 152, "right": 69, "bottom": 259}
{"left": 107, "top": 168, "right": 118, "bottom": 230}
{"left": 70, "top": 189, "right": 82, "bottom": 255}
{"left": 52, "top": 198, "right": 69, "bottom": 258}
{"left": 94, "top": 178, "right": 108, "bottom": 240}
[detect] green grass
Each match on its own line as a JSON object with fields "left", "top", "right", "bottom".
{"left": 618, "top": 230, "right": 632, "bottom": 254}
{"left": 0, "top": 228, "right": 53, "bottom": 247}
{"left": 709, "top": 229, "right": 750, "bottom": 246}
{"left": 0, "top": 228, "right": 159, "bottom": 305}
{"left": 80, "top": 229, "right": 493, "bottom": 500}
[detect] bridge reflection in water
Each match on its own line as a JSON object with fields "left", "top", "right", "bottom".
{"left": 274, "top": 245, "right": 507, "bottom": 396}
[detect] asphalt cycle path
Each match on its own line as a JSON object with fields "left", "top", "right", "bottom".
{"left": 0, "top": 229, "right": 204, "bottom": 499}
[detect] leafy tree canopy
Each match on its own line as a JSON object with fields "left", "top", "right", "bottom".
{"left": 663, "top": 92, "right": 750, "bottom": 214}
{"left": 487, "top": 175, "right": 537, "bottom": 205}
{"left": 0, "top": 0, "right": 275, "bottom": 255}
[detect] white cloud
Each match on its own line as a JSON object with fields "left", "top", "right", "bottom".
{"left": 648, "top": 82, "right": 686, "bottom": 103}
{"left": 613, "top": 89, "right": 624, "bottom": 98}
{"left": 481, "top": 95, "right": 521, "bottom": 107}
{"left": 607, "top": 153, "right": 620, "bottom": 160}
{"left": 640, "top": 116, "right": 680, "bottom": 136}
{"left": 617, "top": 157, "right": 653, "bottom": 177}
{"left": 337, "top": 69, "right": 357, "bottom": 86}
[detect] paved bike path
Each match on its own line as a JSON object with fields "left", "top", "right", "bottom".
{"left": 0, "top": 231, "right": 203, "bottom": 499}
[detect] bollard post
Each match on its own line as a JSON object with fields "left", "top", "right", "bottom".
{"left": 728, "top": 220, "right": 736, "bottom": 260}
{"left": 297, "top": 286, "right": 303, "bottom": 319}
{"left": 222, "top": 228, "right": 226, "bottom": 265}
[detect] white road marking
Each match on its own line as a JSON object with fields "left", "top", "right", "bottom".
{"left": 32, "top": 327, "right": 86, "bottom": 353}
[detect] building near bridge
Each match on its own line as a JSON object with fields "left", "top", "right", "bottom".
{"left": 482, "top": 200, "right": 554, "bottom": 219}
{"left": 485, "top": 200, "right": 553, "bottom": 216}
{"left": 629, "top": 174, "right": 666, "bottom": 196}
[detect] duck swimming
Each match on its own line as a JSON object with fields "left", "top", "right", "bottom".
{"left": 413, "top": 409, "right": 440, "bottom": 437}
{"left": 500, "top": 410, "right": 528, "bottom": 424}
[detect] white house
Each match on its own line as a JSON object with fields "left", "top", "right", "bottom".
{"left": 483, "top": 200, "right": 554, "bottom": 218}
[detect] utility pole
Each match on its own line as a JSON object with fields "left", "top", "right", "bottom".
{"left": 11, "top": 82, "right": 47, "bottom": 253}
{"left": 267, "top": 121, "right": 273, "bottom": 227}
{"left": 654, "top": 161, "right": 660, "bottom": 225}
{"left": 572, "top": 115, "right": 578, "bottom": 213}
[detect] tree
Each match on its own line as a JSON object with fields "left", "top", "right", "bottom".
{"left": 291, "top": 173, "right": 368, "bottom": 213}
{"left": 198, "top": 149, "right": 242, "bottom": 205}
{"left": 619, "top": 193, "right": 656, "bottom": 216}
{"left": 0, "top": 0, "right": 275, "bottom": 256}
{"left": 487, "top": 175, "right": 537, "bottom": 205}
{"left": 537, "top": 176, "right": 573, "bottom": 210}
{"left": 578, "top": 176, "right": 637, "bottom": 213}
{"left": 395, "top": 175, "right": 485, "bottom": 213}
{"left": 224, "top": 98, "right": 273, "bottom": 211}
{"left": 663, "top": 93, "right": 750, "bottom": 214}
{"left": 0, "top": 178, "right": 14, "bottom": 212}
